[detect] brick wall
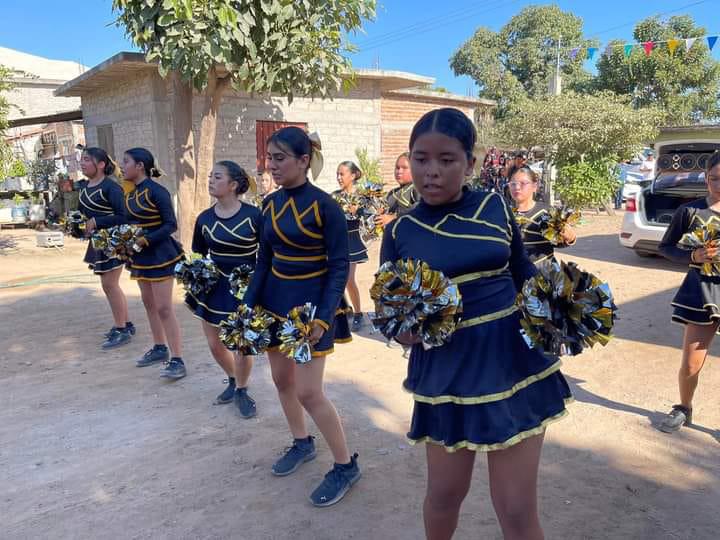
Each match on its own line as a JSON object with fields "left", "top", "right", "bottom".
{"left": 380, "top": 93, "right": 481, "bottom": 185}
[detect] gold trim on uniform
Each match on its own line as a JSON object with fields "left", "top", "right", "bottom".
{"left": 452, "top": 264, "right": 509, "bottom": 284}
{"left": 130, "top": 254, "right": 183, "bottom": 270}
{"left": 273, "top": 252, "right": 327, "bottom": 262}
{"left": 456, "top": 305, "right": 518, "bottom": 329}
{"left": 271, "top": 267, "right": 328, "bottom": 280}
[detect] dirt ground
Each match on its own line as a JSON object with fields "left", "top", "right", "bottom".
{"left": 1, "top": 212, "right": 719, "bottom": 540}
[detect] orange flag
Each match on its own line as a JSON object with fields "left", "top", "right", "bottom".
{"left": 667, "top": 39, "right": 680, "bottom": 55}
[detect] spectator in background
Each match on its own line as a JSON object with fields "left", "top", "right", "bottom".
{"left": 640, "top": 153, "right": 656, "bottom": 181}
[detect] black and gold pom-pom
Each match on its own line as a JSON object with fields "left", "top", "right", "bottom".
{"left": 516, "top": 258, "right": 616, "bottom": 356}
{"left": 679, "top": 222, "right": 720, "bottom": 276}
{"left": 538, "top": 207, "right": 581, "bottom": 245}
{"left": 229, "top": 264, "right": 254, "bottom": 299}
{"left": 174, "top": 254, "right": 219, "bottom": 297}
{"left": 369, "top": 259, "right": 463, "bottom": 350}
{"left": 278, "top": 303, "right": 316, "bottom": 364}
{"left": 218, "top": 304, "right": 275, "bottom": 355}
{"left": 91, "top": 224, "right": 144, "bottom": 261}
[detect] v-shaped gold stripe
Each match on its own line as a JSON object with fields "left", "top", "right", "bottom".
{"left": 79, "top": 189, "right": 113, "bottom": 213}
{"left": 265, "top": 197, "right": 324, "bottom": 250}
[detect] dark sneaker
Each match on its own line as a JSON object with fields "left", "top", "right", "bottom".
{"left": 104, "top": 322, "right": 136, "bottom": 339}
{"left": 101, "top": 328, "right": 131, "bottom": 349}
{"left": 310, "top": 453, "right": 361, "bottom": 507}
{"left": 214, "top": 378, "right": 236, "bottom": 405}
{"left": 659, "top": 405, "right": 693, "bottom": 433}
{"left": 136, "top": 345, "right": 169, "bottom": 367}
{"left": 351, "top": 313, "right": 364, "bottom": 332}
{"left": 234, "top": 387, "right": 257, "bottom": 418}
{"left": 160, "top": 358, "right": 186, "bottom": 380}
{"left": 272, "top": 436, "right": 316, "bottom": 477}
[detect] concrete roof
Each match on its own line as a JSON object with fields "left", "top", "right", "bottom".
{"left": 385, "top": 87, "right": 494, "bottom": 106}
{"left": 56, "top": 51, "right": 446, "bottom": 97}
{"left": 0, "top": 46, "right": 88, "bottom": 81}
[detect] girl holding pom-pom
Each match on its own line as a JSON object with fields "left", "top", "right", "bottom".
{"left": 509, "top": 166, "right": 576, "bottom": 263}
{"left": 186, "top": 160, "right": 261, "bottom": 417}
{"left": 242, "top": 127, "right": 359, "bottom": 507}
{"left": 79, "top": 147, "right": 135, "bottom": 350}
{"left": 381, "top": 108, "right": 572, "bottom": 539}
{"left": 122, "top": 148, "right": 185, "bottom": 380}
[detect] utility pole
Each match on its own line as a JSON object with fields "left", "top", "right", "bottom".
{"left": 546, "top": 36, "right": 562, "bottom": 205}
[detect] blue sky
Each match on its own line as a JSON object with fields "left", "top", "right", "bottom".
{"left": 1, "top": 0, "right": 717, "bottom": 95}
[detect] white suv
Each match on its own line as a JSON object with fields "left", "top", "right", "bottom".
{"left": 619, "top": 127, "right": 720, "bottom": 257}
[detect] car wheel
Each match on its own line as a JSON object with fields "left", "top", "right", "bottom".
{"left": 635, "top": 250, "right": 654, "bottom": 258}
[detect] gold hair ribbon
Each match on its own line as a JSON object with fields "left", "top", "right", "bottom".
{"left": 307, "top": 132, "right": 324, "bottom": 181}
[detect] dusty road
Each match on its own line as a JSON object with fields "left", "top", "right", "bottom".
{"left": 1, "top": 213, "right": 718, "bottom": 540}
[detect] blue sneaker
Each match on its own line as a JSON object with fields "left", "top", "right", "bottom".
{"left": 160, "top": 358, "right": 186, "bottom": 380}
{"left": 104, "top": 322, "right": 136, "bottom": 339}
{"left": 136, "top": 345, "right": 169, "bottom": 367}
{"left": 272, "top": 436, "right": 316, "bottom": 476}
{"left": 234, "top": 387, "right": 257, "bottom": 418}
{"left": 310, "top": 453, "right": 361, "bottom": 507}
{"left": 214, "top": 378, "right": 236, "bottom": 405}
{"left": 101, "top": 328, "right": 131, "bottom": 349}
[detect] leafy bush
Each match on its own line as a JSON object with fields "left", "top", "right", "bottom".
{"left": 355, "top": 147, "right": 382, "bottom": 188}
{"left": 9, "top": 159, "right": 27, "bottom": 177}
{"left": 556, "top": 159, "right": 619, "bottom": 209}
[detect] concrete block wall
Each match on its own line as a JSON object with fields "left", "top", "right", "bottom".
{"left": 380, "top": 94, "right": 478, "bottom": 184}
{"left": 7, "top": 81, "right": 81, "bottom": 120}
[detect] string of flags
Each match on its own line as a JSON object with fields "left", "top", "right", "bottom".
{"left": 566, "top": 34, "right": 718, "bottom": 61}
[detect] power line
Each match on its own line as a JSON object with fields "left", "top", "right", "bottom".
{"left": 356, "top": 0, "right": 520, "bottom": 52}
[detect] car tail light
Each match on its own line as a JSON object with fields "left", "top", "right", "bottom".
{"left": 626, "top": 195, "right": 637, "bottom": 212}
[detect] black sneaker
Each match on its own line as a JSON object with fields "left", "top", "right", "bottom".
{"left": 136, "top": 345, "right": 169, "bottom": 367}
{"left": 234, "top": 387, "right": 257, "bottom": 418}
{"left": 214, "top": 378, "right": 236, "bottom": 405}
{"left": 272, "top": 436, "right": 316, "bottom": 477}
{"left": 104, "top": 322, "right": 136, "bottom": 339}
{"left": 659, "top": 405, "right": 693, "bottom": 433}
{"left": 101, "top": 328, "right": 132, "bottom": 350}
{"left": 351, "top": 313, "right": 364, "bottom": 332}
{"left": 309, "top": 453, "right": 361, "bottom": 507}
{"left": 160, "top": 357, "right": 186, "bottom": 380}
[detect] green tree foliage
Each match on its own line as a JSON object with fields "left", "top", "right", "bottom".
{"left": 594, "top": 16, "right": 720, "bottom": 125}
{"left": 354, "top": 147, "right": 381, "bottom": 188}
{"left": 113, "top": 0, "right": 375, "bottom": 243}
{"left": 450, "top": 5, "right": 596, "bottom": 117}
{"left": 0, "top": 64, "right": 15, "bottom": 179}
{"left": 496, "top": 92, "right": 663, "bottom": 207}
{"left": 9, "top": 159, "right": 27, "bottom": 177}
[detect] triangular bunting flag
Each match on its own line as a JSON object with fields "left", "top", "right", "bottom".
{"left": 643, "top": 41, "right": 655, "bottom": 56}
{"left": 587, "top": 47, "right": 598, "bottom": 60}
{"left": 623, "top": 44, "right": 633, "bottom": 58}
{"left": 604, "top": 44, "right": 614, "bottom": 57}
{"left": 667, "top": 39, "right": 680, "bottom": 55}
{"left": 708, "top": 36, "right": 718, "bottom": 50}
{"left": 569, "top": 48, "right": 580, "bottom": 60}
{"left": 686, "top": 37, "right": 697, "bottom": 50}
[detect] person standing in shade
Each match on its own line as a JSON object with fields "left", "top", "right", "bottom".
{"left": 375, "top": 152, "right": 419, "bottom": 229}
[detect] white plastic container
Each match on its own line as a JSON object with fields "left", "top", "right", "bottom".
{"left": 36, "top": 231, "right": 64, "bottom": 247}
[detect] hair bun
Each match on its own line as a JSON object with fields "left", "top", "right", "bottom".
{"left": 150, "top": 166, "right": 163, "bottom": 178}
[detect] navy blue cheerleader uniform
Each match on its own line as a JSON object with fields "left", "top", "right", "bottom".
{"left": 243, "top": 181, "right": 352, "bottom": 356}
{"left": 514, "top": 202, "right": 574, "bottom": 263}
{"left": 381, "top": 188, "right": 572, "bottom": 452}
{"left": 386, "top": 183, "right": 419, "bottom": 218}
{"left": 185, "top": 204, "right": 262, "bottom": 326}
{"left": 78, "top": 178, "right": 127, "bottom": 273}
{"left": 125, "top": 178, "right": 184, "bottom": 281}
{"left": 332, "top": 190, "right": 368, "bottom": 264}
{"left": 659, "top": 199, "right": 720, "bottom": 329}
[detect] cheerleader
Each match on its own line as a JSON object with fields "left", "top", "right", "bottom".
{"left": 243, "top": 127, "right": 359, "bottom": 507}
{"left": 186, "top": 161, "right": 260, "bottom": 416}
{"left": 79, "top": 147, "right": 135, "bottom": 349}
{"left": 509, "top": 166, "right": 576, "bottom": 263}
{"left": 375, "top": 152, "right": 419, "bottom": 228}
{"left": 381, "top": 108, "right": 571, "bottom": 539}
{"left": 121, "top": 148, "right": 186, "bottom": 380}
{"left": 333, "top": 161, "right": 368, "bottom": 331}
{"left": 657, "top": 152, "right": 720, "bottom": 433}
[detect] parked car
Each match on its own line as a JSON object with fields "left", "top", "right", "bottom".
{"left": 619, "top": 126, "right": 720, "bottom": 257}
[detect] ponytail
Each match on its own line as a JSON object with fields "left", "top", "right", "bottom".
{"left": 125, "top": 147, "right": 163, "bottom": 179}
{"left": 83, "top": 147, "right": 116, "bottom": 176}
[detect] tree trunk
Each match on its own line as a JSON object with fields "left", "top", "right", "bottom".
{"left": 171, "top": 72, "right": 196, "bottom": 248}
{"left": 194, "top": 69, "right": 230, "bottom": 218}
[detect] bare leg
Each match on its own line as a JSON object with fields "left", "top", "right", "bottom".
{"left": 99, "top": 267, "right": 128, "bottom": 327}
{"left": 201, "top": 320, "right": 234, "bottom": 375}
{"left": 345, "top": 263, "right": 362, "bottom": 314}
{"left": 488, "top": 433, "right": 545, "bottom": 540}
{"left": 294, "top": 355, "right": 351, "bottom": 464}
{"left": 423, "top": 445, "right": 475, "bottom": 540}
{"left": 138, "top": 280, "right": 166, "bottom": 345}
{"left": 678, "top": 323, "right": 716, "bottom": 408}
{"left": 234, "top": 353, "right": 254, "bottom": 388}
{"left": 267, "top": 350, "right": 307, "bottom": 440}
{"left": 150, "top": 278, "right": 182, "bottom": 357}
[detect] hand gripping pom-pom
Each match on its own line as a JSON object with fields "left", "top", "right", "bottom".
{"left": 369, "top": 259, "right": 463, "bottom": 350}
{"left": 531, "top": 207, "right": 580, "bottom": 246}
{"left": 679, "top": 221, "right": 720, "bottom": 276}
{"left": 278, "top": 303, "right": 317, "bottom": 364}
{"left": 516, "top": 258, "right": 617, "bottom": 356}
{"left": 174, "top": 254, "right": 220, "bottom": 297}
{"left": 63, "top": 211, "right": 87, "bottom": 239}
